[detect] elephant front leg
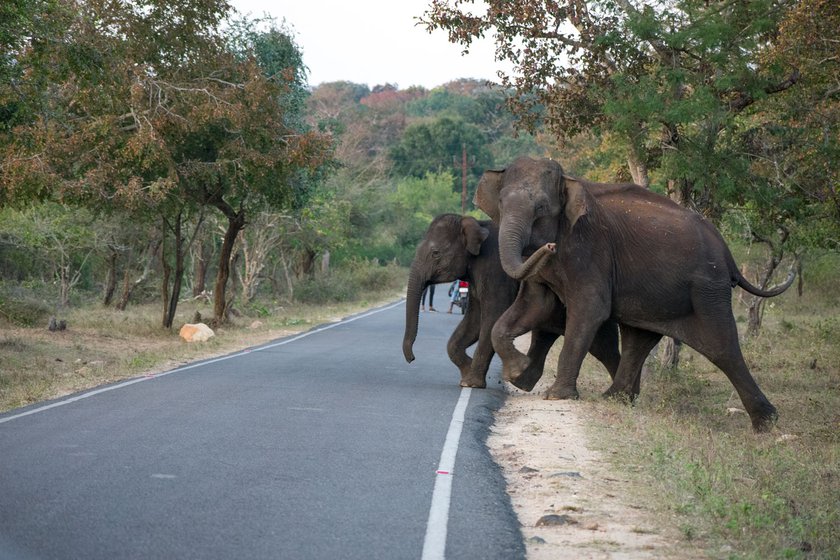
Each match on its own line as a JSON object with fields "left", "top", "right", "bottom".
{"left": 545, "top": 312, "right": 606, "bottom": 400}
{"left": 492, "top": 281, "right": 554, "bottom": 389}
{"left": 490, "top": 316, "right": 530, "bottom": 385}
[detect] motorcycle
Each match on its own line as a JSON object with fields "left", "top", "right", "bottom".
{"left": 452, "top": 280, "right": 469, "bottom": 315}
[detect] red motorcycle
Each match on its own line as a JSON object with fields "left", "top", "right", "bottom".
{"left": 452, "top": 280, "right": 469, "bottom": 315}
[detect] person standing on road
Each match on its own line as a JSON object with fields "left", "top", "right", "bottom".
{"left": 447, "top": 280, "right": 459, "bottom": 313}
{"left": 421, "top": 284, "right": 436, "bottom": 312}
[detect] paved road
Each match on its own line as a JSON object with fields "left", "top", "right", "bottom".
{"left": 0, "top": 300, "right": 524, "bottom": 559}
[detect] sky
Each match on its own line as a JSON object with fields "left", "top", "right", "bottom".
{"left": 228, "top": 0, "right": 509, "bottom": 90}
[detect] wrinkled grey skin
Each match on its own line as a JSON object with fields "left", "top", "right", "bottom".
{"left": 402, "top": 213, "right": 621, "bottom": 389}
{"left": 476, "top": 157, "right": 794, "bottom": 432}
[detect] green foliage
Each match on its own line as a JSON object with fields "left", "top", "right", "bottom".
{"left": 390, "top": 172, "right": 461, "bottom": 221}
{"left": 389, "top": 116, "right": 492, "bottom": 195}
{"left": 406, "top": 89, "right": 484, "bottom": 121}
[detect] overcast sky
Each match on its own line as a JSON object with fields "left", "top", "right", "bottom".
{"left": 228, "top": 0, "right": 508, "bottom": 90}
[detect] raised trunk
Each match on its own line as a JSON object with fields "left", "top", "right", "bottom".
{"left": 497, "top": 215, "right": 531, "bottom": 280}
{"left": 402, "top": 266, "right": 426, "bottom": 363}
{"left": 497, "top": 215, "right": 555, "bottom": 281}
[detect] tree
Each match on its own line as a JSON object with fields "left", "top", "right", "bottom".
{"left": 0, "top": 203, "right": 97, "bottom": 308}
{"left": 747, "top": 0, "right": 840, "bottom": 251}
{"left": 1, "top": 3, "right": 334, "bottom": 327}
{"left": 389, "top": 116, "right": 492, "bottom": 206}
{"left": 424, "top": 1, "right": 804, "bottom": 343}
{"left": 388, "top": 171, "right": 461, "bottom": 252}
{"left": 423, "top": 1, "right": 800, "bottom": 210}
{"left": 731, "top": 0, "right": 840, "bottom": 332}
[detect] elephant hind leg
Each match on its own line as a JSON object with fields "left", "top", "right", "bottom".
{"left": 589, "top": 320, "right": 622, "bottom": 381}
{"left": 603, "top": 325, "right": 660, "bottom": 401}
{"left": 680, "top": 315, "right": 777, "bottom": 432}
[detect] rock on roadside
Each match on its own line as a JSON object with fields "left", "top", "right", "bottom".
{"left": 179, "top": 323, "right": 215, "bottom": 343}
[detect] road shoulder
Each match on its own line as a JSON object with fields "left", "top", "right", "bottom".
{"left": 488, "top": 381, "right": 696, "bottom": 559}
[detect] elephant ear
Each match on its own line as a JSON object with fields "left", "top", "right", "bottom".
{"left": 461, "top": 216, "right": 490, "bottom": 256}
{"left": 563, "top": 176, "right": 589, "bottom": 229}
{"left": 474, "top": 169, "right": 504, "bottom": 221}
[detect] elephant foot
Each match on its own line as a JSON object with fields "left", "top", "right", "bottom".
{"left": 544, "top": 385, "right": 580, "bottom": 400}
{"left": 602, "top": 387, "right": 635, "bottom": 405}
{"left": 501, "top": 353, "right": 531, "bottom": 385}
{"left": 749, "top": 403, "right": 778, "bottom": 433}
{"left": 459, "top": 373, "right": 487, "bottom": 389}
{"left": 509, "top": 365, "right": 543, "bottom": 392}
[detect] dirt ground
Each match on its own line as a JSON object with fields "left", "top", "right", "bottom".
{"left": 488, "top": 337, "right": 699, "bottom": 559}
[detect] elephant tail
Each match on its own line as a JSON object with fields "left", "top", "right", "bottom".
{"left": 733, "top": 265, "right": 796, "bottom": 298}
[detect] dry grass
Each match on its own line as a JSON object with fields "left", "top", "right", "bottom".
{"left": 554, "top": 284, "right": 840, "bottom": 559}
{"left": 0, "top": 289, "right": 404, "bottom": 413}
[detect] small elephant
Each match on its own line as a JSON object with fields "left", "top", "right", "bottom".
{"left": 475, "top": 157, "right": 794, "bottom": 431}
{"left": 402, "top": 213, "right": 621, "bottom": 389}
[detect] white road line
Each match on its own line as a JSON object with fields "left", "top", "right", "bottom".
{"left": 0, "top": 300, "right": 405, "bottom": 425}
{"left": 422, "top": 387, "right": 472, "bottom": 560}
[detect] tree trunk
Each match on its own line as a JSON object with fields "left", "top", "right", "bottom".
{"left": 746, "top": 230, "right": 788, "bottom": 336}
{"left": 58, "top": 264, "right": 70, "bottom": 308}
{"left": 192, "top": 237, "right": 210, "bottom": 296}
{"left": 160, "top": 210, "right": 204, "bottom": 328}
{"left": 163, "top": 214, "right": 186, "bottom": 329}
{"left": 321, "top": 250, "right": 330, "bottom": 276}
{"left": 627, "top": 146, "right": 650, "bottom": 188}
{"left": 659, "top": 337, "right": 682, "bottom": 369}
{"left": 103, "top": 248, "right": 118, "bottom": 306}
{"left": 116, "top": 238, "right": 160, "bottom": 311}
{"left": 160, "top": 218, "right": 171, "bottom": 329}
{"left": 212, "top": 206, "right": 246, "bottom": 325}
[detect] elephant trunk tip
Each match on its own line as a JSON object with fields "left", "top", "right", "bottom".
{"left": 506, "top": 242, "right": 557, "bottom": 281}
{"left": 402, "top": 342, "right": 416, "bottom": 364}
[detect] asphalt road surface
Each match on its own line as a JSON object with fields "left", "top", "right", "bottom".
{"left": 0, "top": 299, "right": 524, "bottom": 560}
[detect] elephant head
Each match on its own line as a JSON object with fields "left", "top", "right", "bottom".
{"left": 475, "top": 157, "right": 589, "bottom": 281}
{"left": 403, "top": 214, "right": 489, "bottom": 363}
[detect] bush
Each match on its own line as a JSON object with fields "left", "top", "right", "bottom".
{"left": 0, "top": 294, "right": 53, "bottom": 327}
{"left": 294, "top": 275, "right": 357, "bottom": 304}
{"left": 293, "top": 259, "right": 406, "bottom": 304}
{"left": 0, "top": 282, "right": 55, "bottom": 327}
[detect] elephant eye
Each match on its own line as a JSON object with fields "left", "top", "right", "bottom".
{"left": 431, "top": 249, "right": 441, "bottom": 260}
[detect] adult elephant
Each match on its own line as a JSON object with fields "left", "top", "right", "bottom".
{"left": 475, "top": 157, "right": 794, "bottom": 432}
{"left": 402, "top": 213, "right": 621, "bottom": 389}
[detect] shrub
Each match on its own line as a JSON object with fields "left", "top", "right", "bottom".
{"left": 0, "top": 283, "right": 54, "bottom": 327}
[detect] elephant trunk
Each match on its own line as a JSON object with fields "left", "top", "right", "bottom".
{"left": 402, "top": 265, "right": 427, "bottom": 363}
{"left": 498, "top": 213, "right": 554, "bottom": 280}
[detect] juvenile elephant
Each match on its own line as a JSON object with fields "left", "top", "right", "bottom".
{"left": 402, "top": 213, "right": 621, "bottom": 389}
{"left": 475, "top": 157, "right": 793, "bottom": 432}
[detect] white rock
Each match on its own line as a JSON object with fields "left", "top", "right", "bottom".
{"left": 179, "top": 323, "right": 215, "bottom": 342}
